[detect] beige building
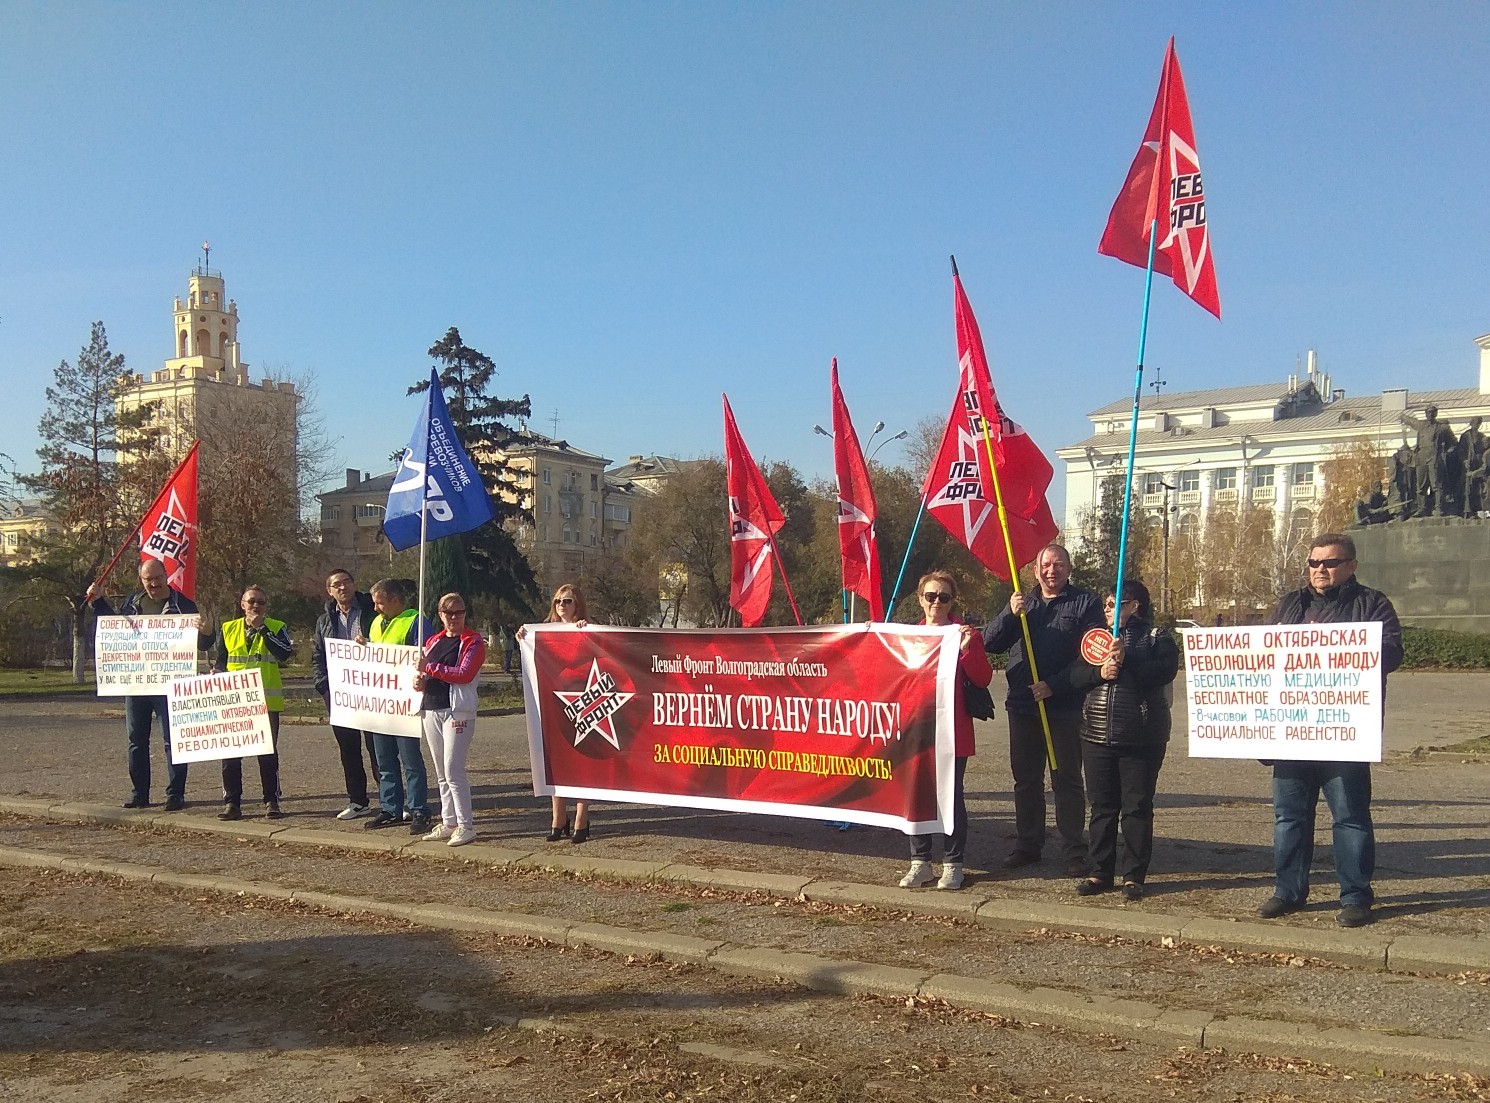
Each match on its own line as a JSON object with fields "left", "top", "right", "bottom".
{"left": 0, "top": 500, "right": 61, "bottom": 568}
{"left": 117, "top": 261, "right": 299, "bottom": 485}
{"left": 494, "top": 429, "right": 613, "bottom": 592}
{"left": 317, "top": 469, "right": 396, "bottom": 565}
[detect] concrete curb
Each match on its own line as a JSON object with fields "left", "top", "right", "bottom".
{"left": 1, "top": 839, "right": 1485, "bottom": 1077}
{"left": 4, "top": 797, "right": 1485, "bottom": 979}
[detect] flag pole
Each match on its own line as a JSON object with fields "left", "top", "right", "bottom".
{"left": 766, "top": 527, "right": 804, "bottom": 625}
{"left": 886, "top": 492, "right": 929, "bottom": 616}
{"left": 91, "top": 440, "right": 200, "bottom": 592}
{"left": 1111, "top": 221, "right": 1160, "bottom": 637}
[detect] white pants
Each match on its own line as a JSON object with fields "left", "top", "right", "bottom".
{"left": 421, "top": 709, "right": 475, "bottom": 829}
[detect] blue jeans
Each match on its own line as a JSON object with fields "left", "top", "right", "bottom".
{"left": 1271, "top": 761, "right": 1374, "bottom": 907}
{"left": 126, "top": 694, "right": 187, "bottom": 802}
{"left": 370, "top": 733, "right": 429, "bottom": 817}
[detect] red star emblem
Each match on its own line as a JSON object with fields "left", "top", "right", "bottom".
{"left": 553, "top": 659, "right": 635, "bottom": 750}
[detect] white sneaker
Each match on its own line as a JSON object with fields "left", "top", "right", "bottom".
{"left": 936, "top": 862, "right": 965, "bottom": 891}
{"left": 447, "top": 826, "right": 477, "bottom": 847}
{"left": 335, "top": 804, "right": 371, "bottom": 821}
{"left": 421, "top": 823, "right": 454, "bottom": 842}
{"left": 898, "top": 860, "right": 935, "bottom": 888}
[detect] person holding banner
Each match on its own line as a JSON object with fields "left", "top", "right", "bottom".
{"left": 898, "top": 571, "right": 993, "bottom": 892}
{"left": 312, "top": 568, "right": 382, "bottom": 820}
{"left": 209, "top": 585, "right": 294, "bottom": 820}
{"left": 982, "top": 544, "right": 1105, "bottom": 876}
{"left": 414, "top": 593, "right": 486, "bottom": 847}
{"left": 519, "top": 583, "right": 594, "bottom": 843}
{"left": 361, "top": 578, "right": 436, "bottom": 835}
{"left": 87, "top": 559, "right": 210, "bottom": 811}
{"left": 1053, "top": 580, "right": 1178, "bottom": 901}
{"left": 1258, "top": 533, "right": 1402, "bottom": 929}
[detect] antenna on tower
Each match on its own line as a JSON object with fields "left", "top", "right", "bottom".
{"left": 549, "top": 408, "right": 560, "bottom": 437}
{"left": 1148, "top": 365, "right": 1167, "bottom": 400}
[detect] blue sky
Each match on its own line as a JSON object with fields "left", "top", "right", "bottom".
{"left": 4, "top": 2, "right": 1488, "bottom": 523}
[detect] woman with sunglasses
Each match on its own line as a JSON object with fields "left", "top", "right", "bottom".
{"left": 413, "top": 593, "right": 486, "bottom": 847}
{"left": 1057, "top": 579, "right": 1178, "bottom": 901}
{"left": 519, "top": 583, "right": 595, "bottom": 843}
{"left": 898, "top": 570, "right": 993, "bottom": 891}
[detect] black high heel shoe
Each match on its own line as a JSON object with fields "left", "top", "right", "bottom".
{"left": 545, "top": 820, "right": 571, "bottom": 842}
{"left": 571, "top": 824, "right": 591, "bottom": 844}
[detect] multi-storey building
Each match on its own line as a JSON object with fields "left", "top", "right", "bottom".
{"left": 1056, "top": 341, "right": 1490, "bottom": 548}
{"left": 116, "top": 259, "right": 299, "bottom": 496}
{"left": 0, "top": 500, "right": 61, "bottom": 568}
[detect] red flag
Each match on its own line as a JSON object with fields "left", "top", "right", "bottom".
{"left": 1098, "top": 38, "right": 1220, "bottom": 319}
{"left": 723, "top": 395, "right": 785, "bottom": 627}
{"left": 829, "top": 360, "right": 884, "bottom": 621}
{"left": 923, "top": 274, "right": 1059, "bottom": 583}
{"left": 138, "top": 442, "right": 200, "bottom": 598}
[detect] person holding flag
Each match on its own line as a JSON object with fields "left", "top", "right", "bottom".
{"left": 982, "top": 545, "right": 1105, "bottom": 876}
{"left": 87, "top": 559, "right": 211, "bottom": 812}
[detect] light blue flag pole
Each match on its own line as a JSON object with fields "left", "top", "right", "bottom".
{"left": 385, "top": 369, "right": 496, "bottom": 644}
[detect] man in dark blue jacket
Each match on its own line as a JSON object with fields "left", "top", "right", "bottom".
{"left": 87, "top": 558, "right": 208, "bottom": 810}
{"left": 982, "top": 544, "right": 1106, "bottom": 876}
{"left": 1258, "top": 533, "right": 1402, "bottom": 929}
{"left": 311, "top": 567, "right": 381, "bottom": 820}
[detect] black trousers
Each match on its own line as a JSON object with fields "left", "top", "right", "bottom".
{"left": 221, "top": 713, "right": 281, "bottom": 804}
{"left": 330, "top": 723, "right": 379, "bottom": 807}
{"left": 1008, "top": 709, "right": 1086, "bottom": 860}
{"left": 1082, "top": 740, "right": 1167, "bottom": 884}
{"left": 911, "top": 756, "right": 968, "bottom": 863}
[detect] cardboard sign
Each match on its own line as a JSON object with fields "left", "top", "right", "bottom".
{"left": 324, "top": 639, "right": 423, "bottom": 738}
{"left": 95, "top": 615, "right": 200, "bottom": 696}
{"left": 168, "top": 669, "right": 273, "bottom": 763}
{"left": 1181, "top": 622, "right": 1385, "bottom": 762}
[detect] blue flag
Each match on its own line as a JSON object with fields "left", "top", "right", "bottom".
{"left": 383, "top": 369, "right": 495, "bottom": 551}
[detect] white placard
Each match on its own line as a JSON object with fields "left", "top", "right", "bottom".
{"left": 324, "top": 638, "right": 423, "bottom": 738}
{"left": 167, "top": 669, "right": 274, "bottom": 763}
{"left": 1182, "top": 622, "right": 1384, "bottom": 762}
{"left": 95, "top": 615, "right": 201, "bottom": 696}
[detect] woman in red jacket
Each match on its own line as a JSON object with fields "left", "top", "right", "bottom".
{"left": 413, "top": 592, "right": 486, "bottom": 847}
{"left": 898, "top": 570, "right": 994, "bottom": 891}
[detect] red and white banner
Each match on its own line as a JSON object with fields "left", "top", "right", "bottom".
{"left": 519, "top": 624, "right": 962, "bottom": 834}
{"left": 139, "top": 442, "right": 200, "bottom": 598}
{"left": 829, "top": 360, "right": 884, "bottom": 620}
{"left": 167, "top": 668, "right": 274, "bottom": 764}
{"left": 1098, "top": 37, "right": 1220, "bottom": 319}
{"left": 723, "top": 394, "right": 786, "bottom": 627}
{"left": 923, "top": 273, "right": 1059, "bottom": 581}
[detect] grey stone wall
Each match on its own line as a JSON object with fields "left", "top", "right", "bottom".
{"left": 1353, "top": 519, "right": 1490, "bottom": 632}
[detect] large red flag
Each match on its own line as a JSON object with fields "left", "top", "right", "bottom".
{"left": 829, "top": 359, "right": 884, "bottom": 621}
{"left": 138, "top": 442, "right": 201, "bottom": 598}
{"left": 723, "top": 395, "right": 785, "bottom": 627}
{"left": 1098, "top": 38, "right": 1220, "bottom": 319}
{"left": 923, "top": 274, "right": 1058, "bottom": 583}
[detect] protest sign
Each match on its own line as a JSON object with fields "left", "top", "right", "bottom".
{"left": 167, "top": 669, "right": 273, "bottom": 763}
{"left": 94, "top": 615, "right": 201, "bottom": 696}
{"left": 324, "top": 638, "right": 423, "bottom": 738}
{"left": 520, "top": 623, "right": 959, "bottom": 834}
{"left": 1181, "top": 622, "right": 1385, "bottom": 762}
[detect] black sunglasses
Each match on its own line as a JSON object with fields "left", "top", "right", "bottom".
{"left": 1307, "top": 557, "right": 1350, "bottom": 569}
{"left": 922, "top": 591, "right": 953, "bottom": 604}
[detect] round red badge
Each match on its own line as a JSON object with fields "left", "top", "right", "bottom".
{"left": 1080, "top": 627, "right": 1115, "bottom": 666}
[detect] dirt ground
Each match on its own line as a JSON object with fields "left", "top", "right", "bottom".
{"left": 3, "top": 864, "right": 1488, "bottom": 1103}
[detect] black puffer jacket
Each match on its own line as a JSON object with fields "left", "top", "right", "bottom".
{"left": 1057, "top": 616, "right": 1180, "bottom": 747}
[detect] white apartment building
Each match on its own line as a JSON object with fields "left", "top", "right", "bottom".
{"left": 1056, "top": 336, "right": 1490, "bottom": 543}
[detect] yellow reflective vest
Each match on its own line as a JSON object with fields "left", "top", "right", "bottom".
{"left": 369, "top": 608, "right": 418, "bottom": 646}
{"left": 222, "top": 617, "right": 289, "bottom": 713}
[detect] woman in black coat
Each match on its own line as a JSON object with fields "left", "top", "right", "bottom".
{"left": 1061, "top": 579, "right": 1179, "bottom": 901}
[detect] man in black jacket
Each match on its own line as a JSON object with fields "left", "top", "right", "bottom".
{"left": 87, "top": 559, "right": 208, "bottom": 811}
{"left": 982, "top": 543, "right": 1106, "bottom": 875}
{"left": 1258, "top": 533, "right": 1402, "bottom": 929}
{"left": 311, "top": 567, "right": 381, "bottom": 820}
